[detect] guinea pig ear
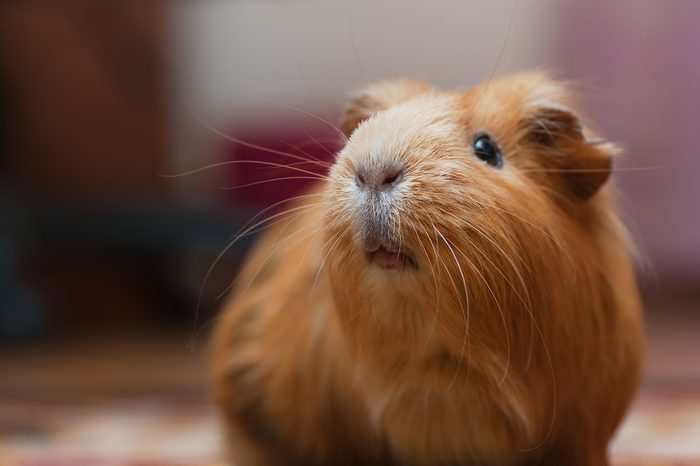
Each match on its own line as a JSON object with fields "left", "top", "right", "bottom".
{"left": 528, "top": 106, "right": 619, "bottom": 200}
{"left": 343, "top": 79, "right": 431, "bottom": 137}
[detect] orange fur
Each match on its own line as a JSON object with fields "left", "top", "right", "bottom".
{"left": 210, "top": 72, "right": 644, "bottom": 466}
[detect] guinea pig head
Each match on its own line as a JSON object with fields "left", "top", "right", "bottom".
{"left": 323, "top": 72, "right": 619, "bottom": 360}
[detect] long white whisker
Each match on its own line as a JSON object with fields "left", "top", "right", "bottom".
{"left": 160, "top": 159, "right": 328, "bottom": 180}
{"left": 220, "top": 175, "right": 322, "bottom": 191}
{"left": 178, "top": 90, "right": 335, "bottom": 169}
{"left": 434, "top": 225, "right": 471, "bottom": 392}
{"left": 216, "top": 208, "right": 320, "bottom": 300}
{"left": 312, "top": 229, "right": 348, "bottom": 292}
{"left": 481, "top": 201, "right": 576, "bottom": 282}
{"left": 450, "top": 239, "right": 511, "bottom": 385}
{"left": 188, "top": 198, "right": 324, "bottom": 347}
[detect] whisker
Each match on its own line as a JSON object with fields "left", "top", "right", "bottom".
{"left": 464, "top": 219, "right": 533, "bottom": 310}
{"left": 295, "top": 56, "right": 349, "bottom": 146}
{"left": 481, "top": 201, "right": 576, "bottom": 280}
{"left": 254, "top": 93, "right": 348, "bottom": 143}
{"left": 188, "top": 195, "right": 325, "bottom": 347}
{"left": 296, "top": 121, "right": 342, "bottom": 160}
{"left": 184, "top": 311, "right": 227, "bottom": 349}
{"left": 520, "top": 154, "right": 690, "bottom": 175}
{"left": 220, "top": 176, "right": 323, "bottom": 191}
{"left": 468, "top": 0, "right": 519, "bottom": 115}
{"left": 160, "top": 159, "right": 328, "bottom": 180}
{"left": 437, "top": 215, "right": 556, "bottom": 448}
{"left": 348, "top": 0, "right": 370, "bottom": 87}
{"left": 234, "top": 192, "right": 325, "bottom": 238}
{"left": 433, "top": 225, "right": 472, "bottom": 392}
{"left": 280, "top": 140, "right": 331, "bottom": 166}
{"left": 239, "top": 201, "right": 326, "bottom": 243}
{"left": 409, "top": 221, "right": 442, "bottom": 357}
{"left": 291, "top": 136, "right": 345, "bottom": 148}
{"left": 215, "top": 207, "right": 321, "bottom": 301}
{"left": 461, "top": 219, "right": 538, "bottom": 378}
{"left": 311, "top": 229, "right": 348, "bottom": 292}
{"left": 457, "top": 221, "right": 557, "bottom": 451}
{"left": 517, "top": 313, "right": 557, "bottom": 452}
{"left": 293, "top": 213, "right": 354, "bottom": 282}
{"left": 175, "top": 91, "right": 334, "bottom": 171}
{"left": 449, "top": 239, "right": 511, "bottom": 385}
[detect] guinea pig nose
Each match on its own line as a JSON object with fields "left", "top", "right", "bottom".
{"left": 379, "top": 167, "right": 403, "bottom": 190}
{"left": 355, "top": 165, "right": 404, "bottom": 191}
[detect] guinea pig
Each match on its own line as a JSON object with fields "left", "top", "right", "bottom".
{"left": 210, "top": 71, "right": 644, "bottom": 466}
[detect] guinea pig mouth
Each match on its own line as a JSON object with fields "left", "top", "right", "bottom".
{"left": 364, "top": 244, "right": 417, "bottom": 270}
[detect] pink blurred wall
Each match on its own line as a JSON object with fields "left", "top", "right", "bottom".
{"left": 556, "top": 1, "right": 700, "bottom": 286}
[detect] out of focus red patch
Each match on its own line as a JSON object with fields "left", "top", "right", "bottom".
{"left": 221, "top": 117, "right": 343, "bottom": 210}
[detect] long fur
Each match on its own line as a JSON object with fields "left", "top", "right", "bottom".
{"left": 210, "top": 72, "right": 644, "bottom": 466}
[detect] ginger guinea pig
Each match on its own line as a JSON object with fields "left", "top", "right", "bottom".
{"left": 210, "top": 71, "right": 644, "bottom": 466}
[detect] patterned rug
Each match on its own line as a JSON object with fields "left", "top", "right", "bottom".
{"left": 1, "top": 388, "right": 699, "bottom": 466}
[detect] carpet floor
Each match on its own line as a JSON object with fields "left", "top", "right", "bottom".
{"left": 1, "top": 387, "right": 699, "bottom": 466}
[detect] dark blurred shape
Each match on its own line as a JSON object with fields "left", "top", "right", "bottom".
{"left": 0, "top": 0, "right": 192, "bottom": 341}
{"left": 0, "top": 0, "right": 167, "bottom": 196}
{"left": 0, "top": 59, "right": 13, "bottom": 173}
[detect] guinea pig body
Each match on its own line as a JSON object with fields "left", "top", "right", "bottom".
{"left": 210, "top": 72, "right": 644, "bottom": 466}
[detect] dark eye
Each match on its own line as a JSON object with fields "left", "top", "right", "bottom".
{"left": 472, "top": 134, "right": 503, "bottom": 168}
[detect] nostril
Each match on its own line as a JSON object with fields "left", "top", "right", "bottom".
{"left": 355, "top": 166, "right": 403, "bottom": 190}
{"left": 380, "top": 168, "right": 403, "bottom": 189}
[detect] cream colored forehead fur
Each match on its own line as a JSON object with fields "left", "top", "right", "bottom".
{"left": 345, "top": 93, "right": 460, "bottom": 163}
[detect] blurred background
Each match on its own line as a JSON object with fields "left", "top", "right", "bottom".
{"left": 0, "top": 1, "right": 698, "bottom": 465}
